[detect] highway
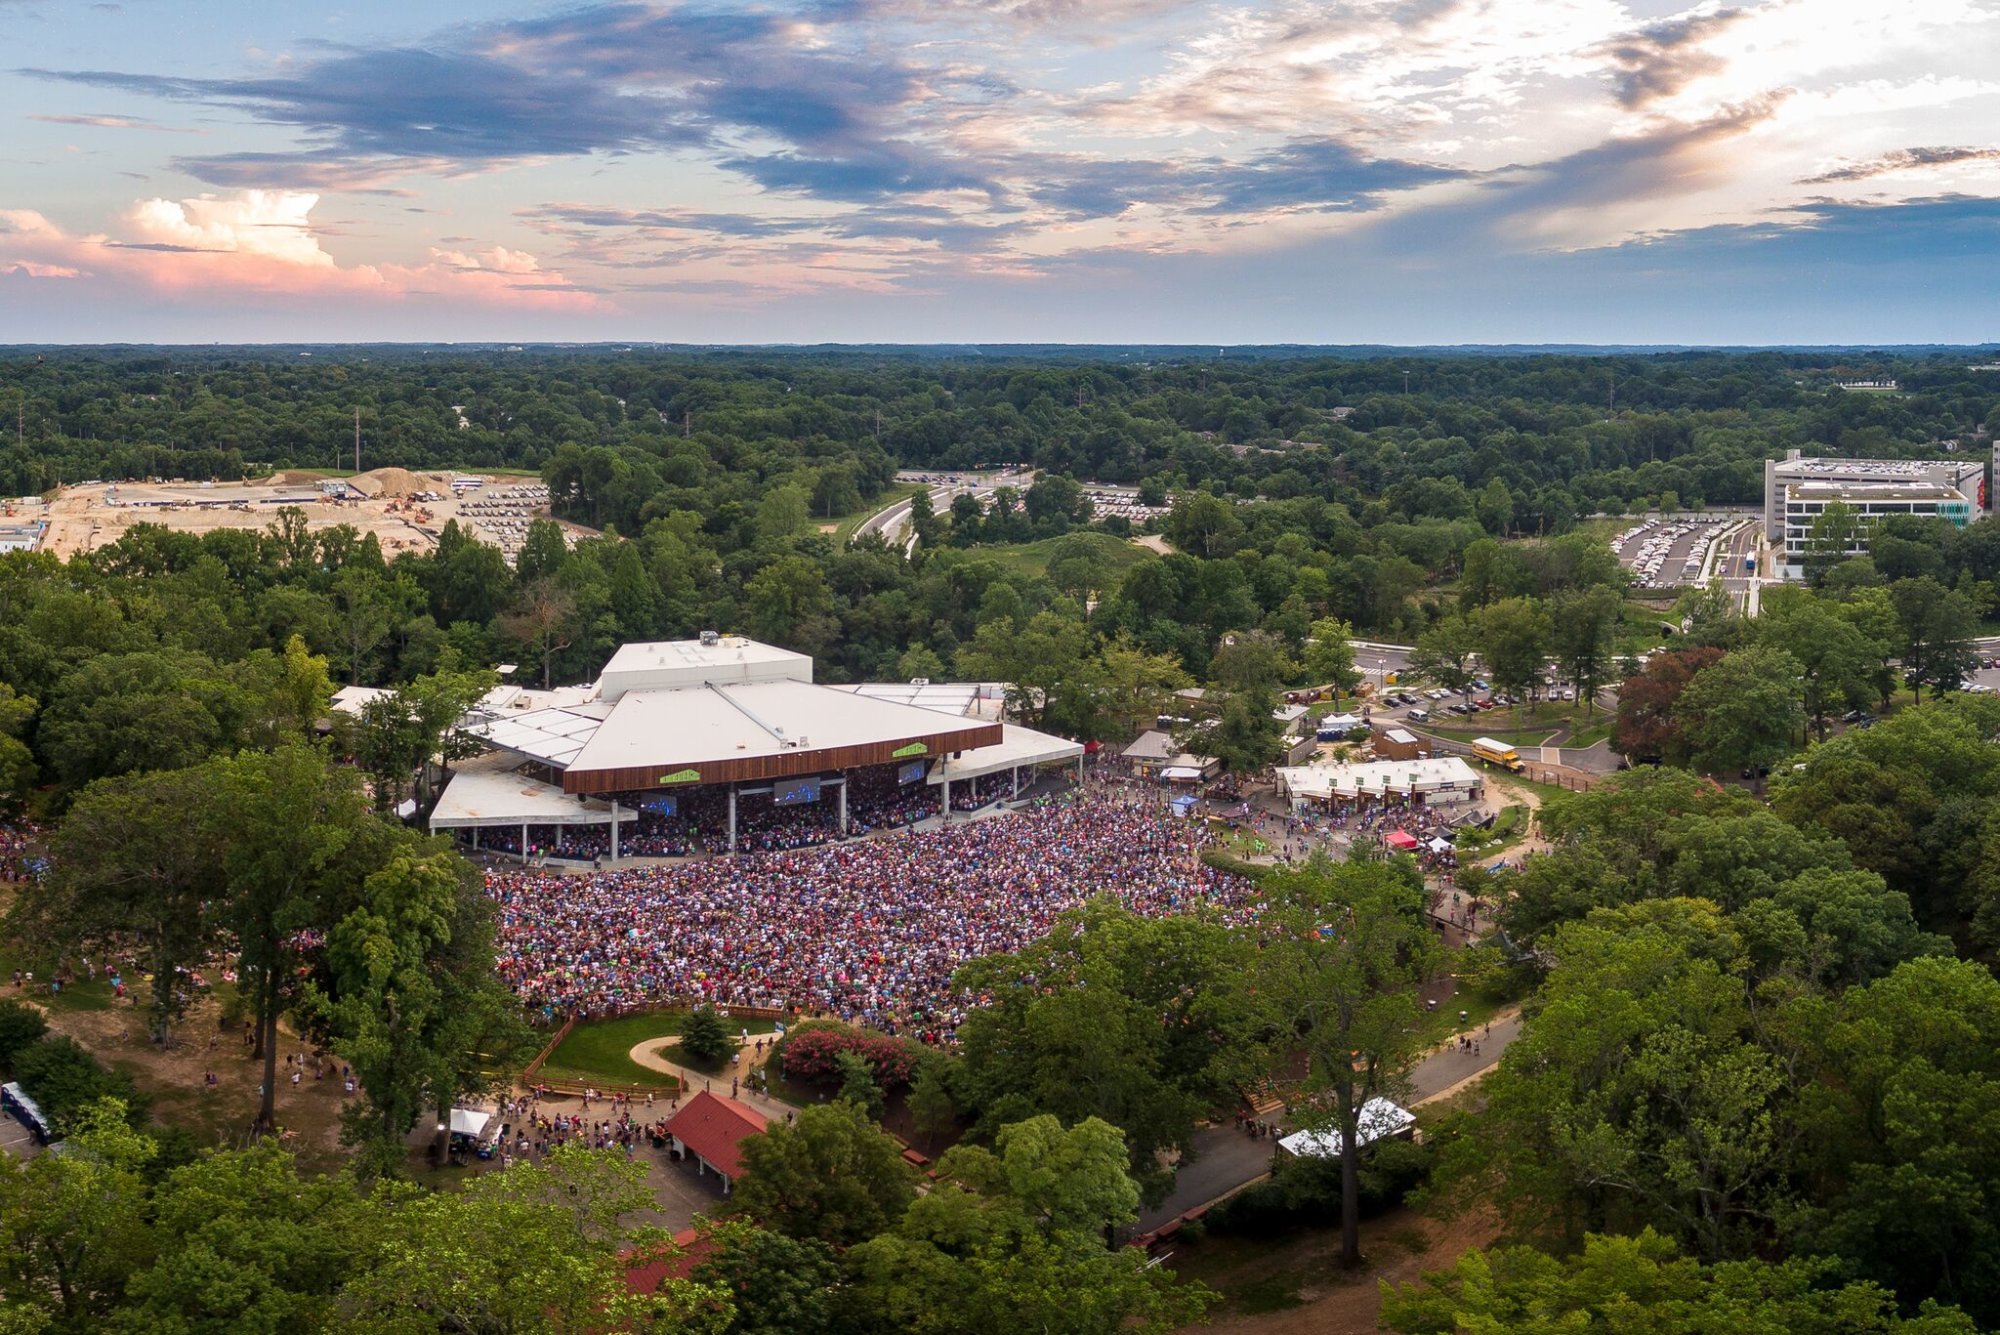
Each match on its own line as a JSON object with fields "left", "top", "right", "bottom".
{"left": 851, "top": 472, "right": 1017, "bottom": 552}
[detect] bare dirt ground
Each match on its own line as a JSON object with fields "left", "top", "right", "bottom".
{"left": 1173, "top": 1203, "right": 1504, "bottom": 1335}
{"left": 35, "top": 471, "right": 592, "bottom": 563}
{"left": 30, "top": 989, "right": 354, "bottom": 1172}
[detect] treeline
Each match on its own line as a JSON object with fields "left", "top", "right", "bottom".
{"left": 5, "top": 347, "right": 1997, "bottom": 530}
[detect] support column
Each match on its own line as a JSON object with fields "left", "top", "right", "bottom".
{"left": 728, "top": 787, "right": 737, "bottom": 854}
{"left": 941, "top": 777, "right": 951, "bottom": 820}
{"left": 472, "top": 826, "right": 480, "bottom": 851}
{"left": 838, "top": 777, "right": 848, "bottom": 834}
{"left": 521, "top": 822, "right": 529, "bottom": 865}
{"left": 609, "top": 811, "right": 619, "bottom": 863}
{"left": 1012, "top": 765, "right": 1020, "bottom": 799}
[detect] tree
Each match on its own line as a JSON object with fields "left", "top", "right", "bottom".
{"left": 514, "top": 517, "right": 571, "bottom": 584}
{"left": 1302, "top": 617, "right": 1361, "bottom": 703}
{"left": 0, "top": 999, "right": 47, "bottom": 1071}
{"left": 839, "top": 1116, "right": 1213, "bottom": 1335}
{"left": 688, "top": 1220, "right": 840, "bottom": 1335}
{"left": 1441, "top": 901, "right": 1791, "bottom": 1262}
{"left": 340, "top": 1144, "right": 722, "bottom": 1333}
{"left": 812, "top": 467, "right": 862, "bottom": 521}
{"left": 311, "top": 849, "right": 505, "bottom": 1178}
{"left": 0, "top": 682, "right": 37, "bottom": 818}
{"left": 1611, "top": 645, "right": 1723, "bottom": 765}
{"left": 1787, "top": 957, "right": 2000, "bottom": 1326}
{"left": 122, "top": 1143, "right": 382, "bottom": 1332}
{"left": 1206, "top": 688, "right": 1282, "bottom": 778}
{"left": 1162, "top": 491, "right": 1243, "bottom": 559}
{"left": 834, "top": 1050, "right": 886, "bottom": 1120}
{"left": 953, "top": 904, "right": 1263, "bottom": 1200}
{"left": 211, "top": 744, "right": 372, "bottom": 1134}
{"left": 1891, "top": 576, "right": 1981, "bottom": 700}
{"left": 499, "top": 576, "right": 577, "bottom": 690}
{"left": 1675, "top": 644, "right": 1805, "bottom": 786}
{"left": 36, "top": 649, "right": 238, "bottom": 792}
{"left": 0, "top": 1099, "right": 154, "bottom": 1332}
{"left": 757, "top": 482, "right": 811, "bottom": 537}
{"left": 679, "top": 1006, "right": 734, "bottom": 1067}
{"left": 1477, "top": 597, "right": 1551, "bottom": 720}
{"left": 22, "top": 764, "right": 226, "bottom": 1043}
{"left": 1092, "top": 635, "right": 1190, "bottom": 736}
{"left": 1381, "top": 1229, "right": 1975, "bottom": 1335}
{"left": 1409, "top": 612, "right": 1479, "bottom": 703}
{"left": 1255, "top": 856, "right": 1444, "bottom": 1267}
{"left": 1550, "top": 585, "right": 1622, "bottom": 716}
{"left": 907, "top": 1060, "right": 957, "bottom": 1153}
{"left": 1801, "top": 500, "right": 1864, "bottom": 587}
{"left": 728, "top": 1101, "right": 917, "bottom": 1246}
{"left": 1755, "top": 593, "right": 1884, "bottom": 739}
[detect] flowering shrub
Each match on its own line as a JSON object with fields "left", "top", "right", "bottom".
{"left": 779, "top": 1024, "right": 921, "bottom": 1090}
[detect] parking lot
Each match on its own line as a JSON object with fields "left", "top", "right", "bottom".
{"left": 0, "top": 1114, "right": 43, "bottom": 1161}
{"left": 1612, "top": 516, "right": 1741, "bottom": 589}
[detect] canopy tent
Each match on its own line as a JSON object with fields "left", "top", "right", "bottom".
{"left": 1278, "top": 1099, "right": 1416, "bottom": 1160}
{"left": 1160, "top": 766, "right": 1206, "bottom": 783}
{"left": 1170, "top": 794, "right": 1199, "bottom": 817}
{"left": 448, "top": 1107, "right": 492, "bottom": 1138}
{"left": 1384, "top": 830, "right": 1420, "bottom": 851}
{"left": 1427, "top": 835, "right": 1455, "bottom": 854}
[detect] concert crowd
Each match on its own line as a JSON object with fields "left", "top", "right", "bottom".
{"left": 486, "top": 792, "right": 1255, "bottom": 1043}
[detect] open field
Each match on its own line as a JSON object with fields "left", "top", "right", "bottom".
{"left": 31, "top": 469, "right": 593, "bottom": 564}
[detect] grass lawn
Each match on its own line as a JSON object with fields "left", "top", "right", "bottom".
{"left": 1566, "top": 719, "right": 1616, "bottom": 749}
{"left": 536, "top": 1011, "right": 777, "bottom": 1090}
{"left": 1489, "top": 771, "right": 1575, "bottom": 806}
{"left": 830, "top": 482, "right": 924, "bottom": 545}
{"left": 961, "top": 531, "right": 1155, "bottom": 579}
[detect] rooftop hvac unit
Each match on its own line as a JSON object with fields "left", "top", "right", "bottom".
{"left": 910, "top": 677, "right": 930, "bottom": 686}
{"left": 699, "top": 630, "right": 720, "bottom": 646}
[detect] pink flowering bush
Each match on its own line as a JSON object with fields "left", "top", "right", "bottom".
{"left": 779, "top": 1023, "right": 921, "bottom": 1090}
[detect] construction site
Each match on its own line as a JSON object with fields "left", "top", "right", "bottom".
{"left": 21, "top": 469, "right": 586, "bottom": 564}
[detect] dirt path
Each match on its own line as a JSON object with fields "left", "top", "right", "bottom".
{"left": 1179, "top": 1204, "right": 1504, "bottom": 1335}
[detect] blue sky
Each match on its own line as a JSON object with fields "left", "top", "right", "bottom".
{"left": 1, "top": 0, "right": 1997, "bottom": 343}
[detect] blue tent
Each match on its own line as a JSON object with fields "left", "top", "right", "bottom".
{"left": 1170, "top": 795, "right": 1199, "bottom": 818}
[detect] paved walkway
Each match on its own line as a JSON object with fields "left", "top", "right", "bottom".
{"left": 1134, "top": 1008, "right": 1523, "bottom": 1233}
{"left": 625, "top": 1035, "right": 797, "bottom": 1125}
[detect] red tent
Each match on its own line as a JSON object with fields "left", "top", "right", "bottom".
{"left": 1384, "top": 830, "right": 1420, "bottom": 851}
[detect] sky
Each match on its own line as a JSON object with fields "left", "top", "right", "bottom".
{"left": 1, "top": 0, "right": 1997, "bottom": 345}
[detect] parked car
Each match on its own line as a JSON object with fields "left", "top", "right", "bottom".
{"left": 1406, "top": 708, "right": 1429, "bottom": 722}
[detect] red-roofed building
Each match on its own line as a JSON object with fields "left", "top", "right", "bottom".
{"left": 663, "top": 1090, "right": 768, "bottom": 1194}
{"left": 623, "top": 1228, "right": 714, "bottom": 1295}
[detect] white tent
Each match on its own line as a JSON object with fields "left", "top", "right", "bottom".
{"left": 448, "top": 1107, "right": 491, "bottom": 1139}
{"left": 1277, "top": 1098, "right": 1416, "bottom": 1160}
{"left": 1427, "top": 835, "right": 1454, "bottom": 853}
{"left": 1160, "top": 766, "right": 1205, "bottom": 782}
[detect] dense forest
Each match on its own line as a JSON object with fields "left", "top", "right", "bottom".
{"left": 3, "top": 347, "right": 1997, "bottom": 529}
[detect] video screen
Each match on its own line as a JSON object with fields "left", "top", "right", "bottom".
{"left": 898, "top": 760, "right": 927, "bottom": 785}
{"left": 639, "top": 795, "right": 678, "bottom": 816}
{"left": 772, "top": 777, "right": 822, "bottom": 806}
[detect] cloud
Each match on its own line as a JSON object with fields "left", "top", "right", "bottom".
{"left": 20, "top": 3, "right": 984, "bottom": 202}
{"left": 1799, "top": 145, "right": 2000, "bottom": 184}
{"left": 29, "top": 112, "right": 198, "bottom": 132}
{"left": 1595, "top": 8, "right": 1749, "bottom": 109}
{"left": 0, "top": 190, "right": 605, "bottom": 311}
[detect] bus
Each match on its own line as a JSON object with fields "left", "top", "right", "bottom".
{"left": 1470, "top": 737, "right": 1525, "bottom": 773}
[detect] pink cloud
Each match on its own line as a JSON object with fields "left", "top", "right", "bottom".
{"left": 0, "top": 191, "right": 606, "bottom": 312}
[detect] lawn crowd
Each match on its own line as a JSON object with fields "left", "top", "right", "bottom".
{"left": 486, "top": 793, "right": 1256, "bottom": 1042}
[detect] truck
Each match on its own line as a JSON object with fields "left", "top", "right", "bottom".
{"left": 1470, "top": 737, "right": 1525, "bottom": 773}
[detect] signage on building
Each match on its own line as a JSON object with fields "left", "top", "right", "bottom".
{"left": 891, "top": 742, "right": 928, "bottom": 757}
{"left": 656, "top": 768, "right": 702, "bottom": 784}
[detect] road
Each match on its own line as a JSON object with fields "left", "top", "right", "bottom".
{"left": 852, "top": 472, "right": 1019, "bottom": 552}
{"left": 1134, "top": 1011, "right": 1524, "bottom": 1233}
{"left": 1713, "top": 520, "right": 1765, "bottom": 615}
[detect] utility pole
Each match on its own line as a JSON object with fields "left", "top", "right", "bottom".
{"left": 1608, "top": 372, "right": 1616, "bottom": 417}
{"left": 353, "top": 407, "right": 361, "bottom": 474}
{"left": 683, "top": 409, "right": 691, "bottom": 437}
{"left": 1402, "top": 370, "right": 1410, "bottom": 395}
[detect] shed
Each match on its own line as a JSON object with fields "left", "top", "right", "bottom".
{"left": 663, "top": 1090, "right": 769, "bottom": 1195}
